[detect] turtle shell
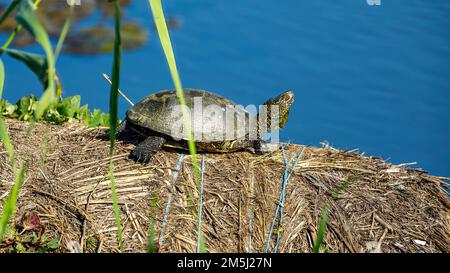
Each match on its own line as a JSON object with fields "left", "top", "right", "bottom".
{"left": 126, "top": 89, "right": 253, "bottom": 142}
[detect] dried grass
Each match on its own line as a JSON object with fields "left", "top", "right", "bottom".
{"left": 0, "top": 119, "right": 448, "bottom": 253}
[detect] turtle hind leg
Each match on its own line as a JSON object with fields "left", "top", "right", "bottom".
{"left": 131, "top": 135, "right": 166, "bottom": 164}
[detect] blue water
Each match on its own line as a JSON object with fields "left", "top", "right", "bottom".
{"left": 2, "top": 0, "right": 450, "bottom": 177}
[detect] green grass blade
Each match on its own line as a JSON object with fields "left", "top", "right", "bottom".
{"left": 1, "top": 0, "right": 42, "bottom": 51}
{"left": 108, "top": 0, "right": 123, "bottom": 252}
{"left": 312, "top": 175, "right": 354, "bottom": 253}
{"left": 54, "top": 3, "right": 75, "bottom": 63}
{"left": 0, "top": 116, "right": 15, "bottom": 168}
{"left": 198, "top": 233, "right": 207, "bottom": 253}
{"left": 16, "top": 0, "right": 55, "bottom": 119}
{"left": 148, "top": 0, "right": 200, "bottom": 183}
{"left": 1, "top": 48, "right": 48, "bottom": 85}
{"left": 109, "top": 162, "right": 123, "bottom": 252}
{"left": 0, "top": 63, "right": 14, "bottom": 166}
{"left": 16, "top": 0, "right": 49, "bottom": 52}
{"left": 332, "top": 174, "right": 354, "bottom": 200}
{"left": 0, "top": 59, "right": 4, "bottom": 100}
{"left": 0, "top": 30, "right": 20, "bottom": 244}
{"left": 0, "top": 0, "right": 19, "bottom": 26}
{"left": 146, "top": 193, "right": 158, "bottom": 253}
{"left": 0, "top": 161, "right": 27, "bottom": 242}
{"left": 313, "top": 205, "right": 329, "bottom": 253}
{"left": 1, "top": 25, "right": 22, "bottom": 51}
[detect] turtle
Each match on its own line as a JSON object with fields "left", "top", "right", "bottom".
{"left": 117, "top": 88, "right": 294, "bottom": 163}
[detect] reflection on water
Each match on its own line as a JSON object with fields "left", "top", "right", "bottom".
{"left": 64, "top": 22, "right": 146, "bottom": 55}
{"left": 0, "top": 0, "right": 180, "bottom": 54}
{"left": 1, "top": 0, "right": 449, "bottom": 177}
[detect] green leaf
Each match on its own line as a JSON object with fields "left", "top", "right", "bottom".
{"left": 16, "top": 242, "right": 26, "bottom": 252}
{"left": 101, "top": 113, "right": 111, "bottom": 127}
{"left": 1, "top": 48, "right": 48, "bottom": 86}
{"left": 57, "top": 95, "right": 81, "bottom": 118}
{"left": 16, "top": 0, "right": 55, "bottom": 120}
{"left": 46, "top": 239, "right": 60, "bottom": 249}
{"left": 76, "top": 104, "right": 90, "bottom": 121}
{"left": 16, "top": 0, "right": 52, "bottom": 57}
{"left": 16, "top": 95, "right": 37, "bottom": 121}
{"left": 44, "top": 106, "right": 64, "bottom": 125}
{"left": 87, "top": 109, "right": 102, "bottom": 127}
{"left": 0, "top": 100, "right": 17, "bottom": 117}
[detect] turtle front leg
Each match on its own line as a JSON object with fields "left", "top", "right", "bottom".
{"left": 131, "top": 135, "right": 166, "bottom": 163}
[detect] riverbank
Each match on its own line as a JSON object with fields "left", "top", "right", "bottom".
{"left": 0, "top": 119, "right": 448, "bottom": 253}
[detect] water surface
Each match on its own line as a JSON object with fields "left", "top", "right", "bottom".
{"left": 2, "top": 0, "right": 450, "bottom": 177}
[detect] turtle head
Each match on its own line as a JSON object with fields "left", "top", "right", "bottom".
{"left": 261, "top": 90, "right": 294, "bottom": 131}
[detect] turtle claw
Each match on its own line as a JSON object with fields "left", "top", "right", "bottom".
{"left": 130, "top": 136, "right": 165, "bottom": 164}
{"left": 130, "top": 148, "right": 153, "bottom": 164}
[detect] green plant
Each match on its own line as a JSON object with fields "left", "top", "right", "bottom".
{"left": 16, "top": 0, "right": 56, "bottom": 119}
{"left": 313, "top": 205, "right": 329, "bottom": 253}
{"left": 312, "top": 175, "right": 356, "bottom": 253}
{"left": 0, "top": 0, "right": 20, "bottom": 26}
{"left": 146, "top": 193, "right": 158, "bottom": 253}
{"left": 0, "top": 96, "right": 112, "bottom": 127}
{"left": 148, "top": 0, "right": 199, "bottom": 180}
{"left": 54, "top": 2, "right": 75, "bottom": 63}
{"left": 0, "top": 0, "right": 57, "bottom": 243}
{"left": 1, "top": 0, "right": 42, "bottom": 51}
{"left": 148, "top": 0, "right": 204, "bottom": 251}
{"left": 107, "top": 0, "right": 123, "bottom": 252}
{"left": 0, "top": 211, "right": 59, "bottom": 253}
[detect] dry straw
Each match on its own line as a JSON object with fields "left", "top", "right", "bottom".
{"left": 0, "top": 119, "right": 448, "bottom": 253}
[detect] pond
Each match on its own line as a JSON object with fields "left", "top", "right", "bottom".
{"left": 1, "top": 0, "right": 449, "bottom": 177}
